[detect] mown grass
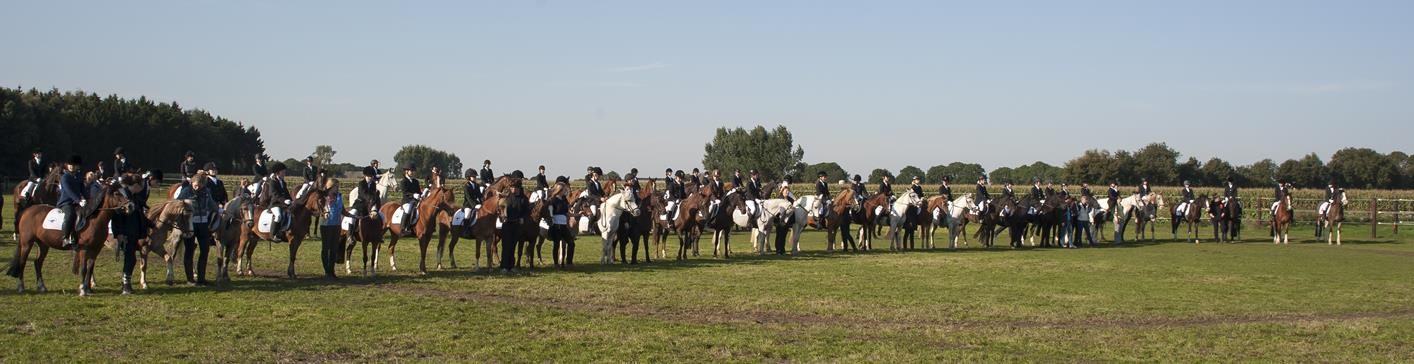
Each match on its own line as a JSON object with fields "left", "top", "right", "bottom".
{"left": 0, "top": 190, "right": 1411, "bottom": 362}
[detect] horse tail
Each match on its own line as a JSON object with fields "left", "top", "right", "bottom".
{"left": 4, "top": 236, "right": 22, "bottom": 278}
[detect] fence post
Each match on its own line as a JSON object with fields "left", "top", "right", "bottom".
{"left": 1395, "top": 200, "right": 1401, "bottom": 235}
{"left": 1371, "top": 199, "right": 1378, "bottom": 239}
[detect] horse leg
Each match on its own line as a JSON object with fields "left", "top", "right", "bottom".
{"left": 1335, "top": 222, "right": 1342, "bottom": 246}
{"left": 448, "top": 233, "right": 460, "bottom": 269}
{"left": 418, "top": 234, "right": 433, "bottom": 275}
{"left": 387, "top": 236, "right": 399, "bottom": 271}
{"left": 34, "top": 245, "right": 50, "bottom": 293}
{"left": 287, "top": 238, "right": 301, "bottom": 279}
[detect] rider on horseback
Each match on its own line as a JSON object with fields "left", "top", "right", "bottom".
{"left": 1029, "top": 178, "right": 1044, "bottom": 215}
{"left": 1270, "top": 179, "right": 1291, "bottom": 218}
{"left": 851, "top": 175, "right": 866, "bottom": 208}
{"left": 180, "top": 151, "right": 198, "bottom": 182}
{"left": 745, "top": 170, "right": 764, "bottom": 227}
{"left": 20, "top": 149, "right": 48, "bottom": 205}
{"left": 975, "top": 176, "right": 991, "bottom": 213}
{"left": 350, "top": 166, "right": 382, "bottom": 233}
{"left": 909, "top": 175, "right": 923, "bottom": 198}
{"left": 460, "top": 168, "right": 483, "bottom": 229}
{"left": 583, "top": 167, "right": 605, "bottom": 233}
{"left": 399, "top": 165, "right": 420, "bottom": 237}
{"left": 1138, "top": 178, "right": 1152, "bottom": 198}
{"left": 667, "top": 170, "right": 688, "bottom": 220}
{"left": 113, "top": 147, "right": 131, "bottom": 175}
{"left": 531, "top": 165, "right": 549, "bottom": 202}
{"left": 1319, "top": 179, "right": 1338, "bottom": 220}
{"left": 479, "top": 160, "right": 494, "bottom": 187}
{"left": 261, "top": 162, "right": 293, "bottom": 242}
{"left": 878, "top": 174, "right": 894, "bottom": 203}
{"left": 1177, "top": 180, "right": 1196, "bottom": 217}
{"left": 814, "top": 171, "right": 831, "bottom": 229}
{"left": 57, "top": 155, "right": 87, "bottom": 248}
{"left": 1108, "top": 180, "right": 1121, "bottom": 214}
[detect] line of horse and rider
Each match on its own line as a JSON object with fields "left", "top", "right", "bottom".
{"left": 6, "top": 148, "right": 1353, "bottom": 296}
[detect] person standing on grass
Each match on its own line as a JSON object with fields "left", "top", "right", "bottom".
{"left": 113, "top": 174, "right": 149, "bottom": 294}
{"left": 183, "top": 171, "right": 218, "bottom": 286}
{"left": 500, "top": 179, "right": 530, "bottom": 273}
{"left": 1076, "top": 195, "right": 1096, "bottom": 247}
{"left": 319, "top": 178, "right": 348, "bottom": 279}
{"left": 548, "top": 178, "right": 573, "bottom": 267}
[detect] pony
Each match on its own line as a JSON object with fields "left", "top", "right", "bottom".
{"left": 8, "top": 182, "right": 130, "bottom": 295}
{"left": 11, "top": 168, "right": 60, "bottom": 235}
{"left": 886, "top": 191, "right": 924, "bottom": 251}
{"left": 1321, "top": 189, "right": 1348, "bottom": 246}
{"left": 852, "top": 193, "right": 891, "bottom": 250}
{"left": 341, "top": 207, "right": 386, "bottom": 277}
{"left": 932, "top": 194, "right": 975, "bottom": 249}
{"left": 396, "top": 185, "right": 456, "bottom": 274}
{"left": 598, "top": 189, "right": 641, "bottom": 264}
{"left": 233, "top": 181, "right": 321, "bottom": 278}
{"left": 704, "top": 182, "right": 743, "bottom": 258}
{"left": 819, "top": 188, "right": 858, "bottom": 252}
{"left": 1108, "top": 193, "right": 1152, "bottom": 244}
{"left": 751, "top": 199, "right": 803, "bottom": 255}
{"left": 128, "top": 199, "right": 194, "bottom": 287}
{"left": 673, "top": 183, "right": 707, "bottom": 260}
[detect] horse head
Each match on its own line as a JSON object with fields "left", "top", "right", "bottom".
{"left": 616, "top": 190, "right": 641, "bottom": 216}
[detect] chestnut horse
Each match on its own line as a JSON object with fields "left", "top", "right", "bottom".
{"left": 382, "top": 185, "right": 455, "bottom": 274}
{"left": 234, "top": 184, "right": 320, "bottom": 278}
{"left": 818, "top": 188, "right": 857, "bottom": 251}
{"left": 342, "top": 211, "right": 386, "bottom": 277}
{"left": 8, "top": 182, "right": 130, "bottom": 295}
{"left": 132, "top": 199, "right": 194, "bottom": 287}
{"left": 442, "top": 176, "right": 515, "bottom": 271}
{"left": 672, "top": 184, "right": 706, "bottom": 261}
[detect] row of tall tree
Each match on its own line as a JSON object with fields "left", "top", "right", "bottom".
{"left": 1, "top": 87, "right": 265, "bottom": 178}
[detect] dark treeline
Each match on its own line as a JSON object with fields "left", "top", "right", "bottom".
{"left": 0, "top": 87, "right": 264, "bottom": 179}
{"left": 817, "top": 143, "right": 1413, "bottom": 189}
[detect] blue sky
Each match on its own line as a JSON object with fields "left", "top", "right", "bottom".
{"left": 5, "top": 0, "right": 1411, "bottom": 177}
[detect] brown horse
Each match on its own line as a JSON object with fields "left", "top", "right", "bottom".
{"left": 1170, "top": 196, "right": 1208, "bottom": 244}
{"left": 8, "top": 183, "right": 130, "bottom": 295}
{"left": 11, "top": 169, "right": 60, "bottom": 234}
{"left": 671, "top": 183, "right": 706, "bottom": 261}
{"left": 213, "top": 197, "right": 246, "bottom": 285}
{"left": 234, "top": 183, "right": 320, "bottom": 278}
{"left": 385, "top": 185, "right": 455, "bottom": 274}
{"left": 818, "top": 188, "right": 858, "bottom": 251}
{"left": 441, "top": 176, "right": 516, "bottom": 271}
{"left": 342, "top": 212, "right": 386, "bottom": 276}
{"left": 1322, "top": 189, "right": 1347, "bottom": 246}
{"left": 1273, "top": 195, "right": 1293, "bottom": 244}
{"left": 853, "top": 193, "right": 890, "bottom": 250}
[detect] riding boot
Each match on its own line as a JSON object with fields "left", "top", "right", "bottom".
{"left": 121, "top": 275, "right": 134, "bottom": 295}
{"left": 60, "top": 206, "right": 78, "bottom": 248}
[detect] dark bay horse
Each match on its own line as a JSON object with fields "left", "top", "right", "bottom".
{"left": 235, "top": 185, "right": 321, "bottom": 278}
{"left": 1170, "top": 195, "right": 1208, "bottom": 243}
{"left": 8, "top": 183, "right": 130, "bottom": 295}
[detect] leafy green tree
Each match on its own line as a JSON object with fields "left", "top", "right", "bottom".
{"left": 1328, "top": 148, "right": 1400, "bottom": 188}
{"left": 1276, "top": 153, "right": 1327, "bottom": 188}
{"left": 393, "top": 145, "right": 463, "bottom": 177}
{"left": 1177, "top": 157, "right": 1202, "bottom": 184}
{"left": 989, "top": 166, "right": 1014, "bottom": 184}
{"left": 896, "top": 165, "right": 925, "bottom": 183}
{"left": 803, "top": 162, "right": 849, "bottom": 182}
{"left": 868, "top": 168, "right": 893, "bottom": 184}
{"left": 701, "top": 125, "right": 805, "bottom": 181}
{"left": 1133, "top": 143, "right": 1180, "bottom": 185}
{"left": 312, "top": 145, "right": 336, "bottom": 167}
{"left": 1200, "top": 158, "right": 1235, "bottom": 186}
{"left": 1237, "top": 159, "right": 1277, "bottom": 187}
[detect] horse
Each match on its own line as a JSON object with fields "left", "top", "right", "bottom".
{"left": 1170, "top": 195, "right": 1208, "bottom": 244}
{"left": 1131, "top": 193, "right": 1165, "bottom": 242}
{"left": 388, "top": 185, "right": 456, "bottom": 274}
{"left": 11, "top": 169, "right": 60, "bottom": 235}
{"left": 341, "top": 206, "right": 387, "bottom": 276}
{"left": 931, "top": 194, "right": 975, "bottom": 249}
{"left": 1272, "top": 195, "right": 1293, "bottom": 244}
{"left": 673, "top": 185, "right": 707, "bottom": 260}
{"left": 996, "top": 196, "right": 1032, "bottom": 248}
{"left": 597, "top": 189, "right": 641, "bottom": 264}
{"left": 1321, "top": 189, "right": 1348, "bottom": 246}
{"left": 818, "top": 188, "right": 858, "bottom": 252}
{"left": 619, "top": 180, "right": 655, "bottom": 264}
{"left": 1108, "top": 194, "right": 1150, "bottom": 244}
{"left": 750, "top": 198, "right": 801, "bottom": 255}
{"left": 212, "top": 196, "right": 248, "bottom": 285}
{"left": 129, "top": 199, "right": 194, "bottom": 287}
{"left": 703, "top": 182, "right": 742, "bottom": 258}
{"left": 234, "top": 182, "right": 320, "bottom": 278}
{"left": 852, "top": 193, "right": 890, "bottom": 250}
{"left": 886, "top": 191, "right": 924, "bottom": 251}
{"left": 8, "top": 182, "right": 130, "bottom": 295}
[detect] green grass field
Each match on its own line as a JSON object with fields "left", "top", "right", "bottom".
{"left": 1, "top": 189, "right": 1412, "bottom": 362}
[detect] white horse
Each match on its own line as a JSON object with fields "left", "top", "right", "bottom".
{"left": 598, "top": 190, "right": 640, "bottom": 264}
{"left": 347, "top": 172, "right": 398, "bottom": 209}
{"left": 745, "top": 199, "right": 804, "bottom": 255}
{"left": 931, "top": 194, "right": 975, "bottom": 249}
{"left": 1106, "top": 193, "right": 1163, "bottom": 244}
{"left": 886, "top": 191, "right": 924, "bottom": 251}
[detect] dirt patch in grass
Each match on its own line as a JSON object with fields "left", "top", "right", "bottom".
{"left": 380, "top": 285, "right": 1414, "bottom": 332}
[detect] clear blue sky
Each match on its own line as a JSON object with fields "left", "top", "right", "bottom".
{"left": 5, "top": 0, "right": 1411, "bottom": 177}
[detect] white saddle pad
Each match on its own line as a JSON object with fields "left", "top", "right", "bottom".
{"left": 170, "top": 185, "right": 190, "bottom": 199}
{"left": 874, "top": 206, "right": 884, "bottom": 217}
{"left": 391, "top": 206, "right": 409, "bottom": 225}
{"left": 538, "top": 220, "right": 550, "bottom": 230}
{"left": 578, "top": 216, "right": 592, "bottom": 233}
{"left": 42, "top": 209, "right": 66, "bottom": 231}
{"left": 341, "top": 217, "right": 354, "bottom": 231}
{"left": 257, "top": 209, "right": 290, "bottom": 234}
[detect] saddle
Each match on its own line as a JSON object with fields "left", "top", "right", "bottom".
{"left": 256, "top": 208, "right": 291, "bottom": 234}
